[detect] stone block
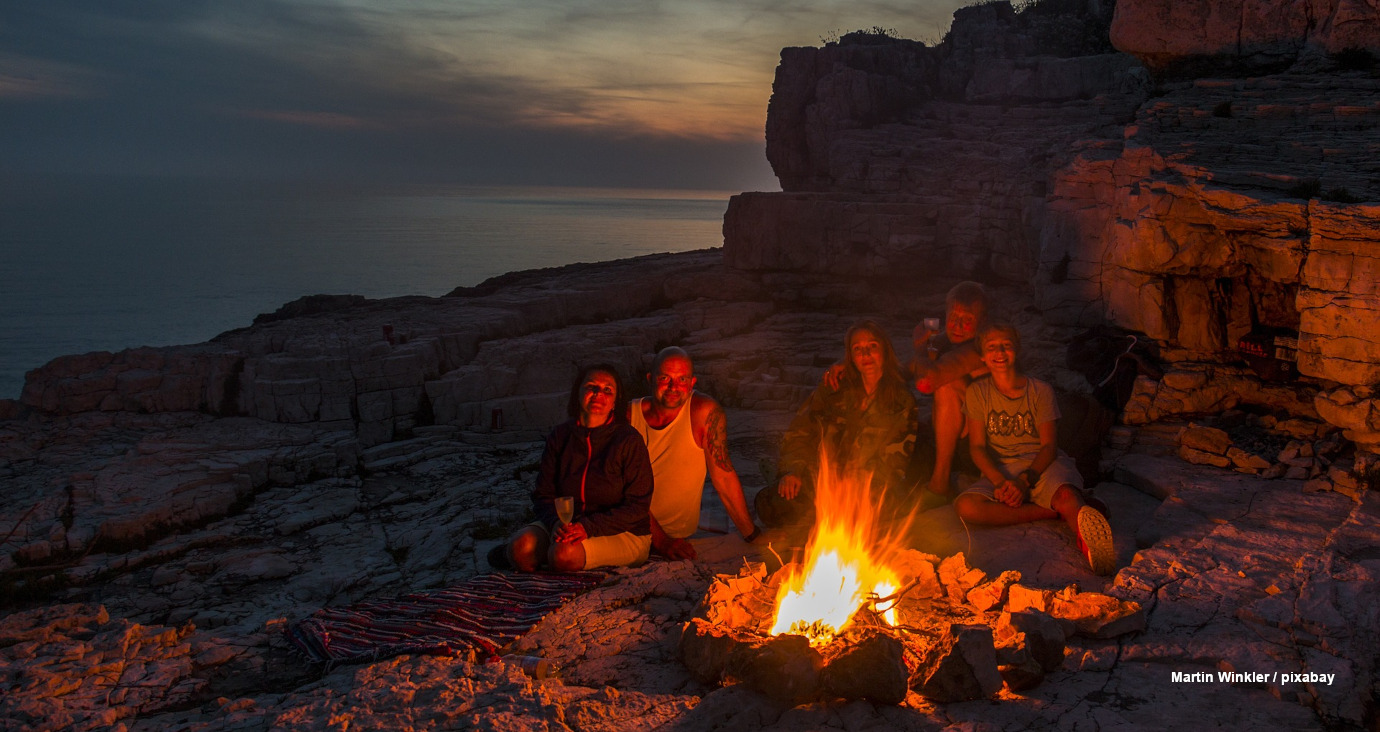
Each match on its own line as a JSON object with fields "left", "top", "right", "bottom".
{"left": 913, "top": 623, "right": 1002, "bottom": 702}
{"left": 1178, "top": 445, "right": 1232, "bottom": 468}
{"left": 1181, "top": 424, "right": 1232, "bottom": 454}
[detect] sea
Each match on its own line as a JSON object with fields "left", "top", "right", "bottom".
{"left": 0, "top": 177, "right": 739, "bottom": 400}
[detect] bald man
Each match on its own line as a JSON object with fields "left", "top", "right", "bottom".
{"left": 628, "top": 347, "right": 760, "bottom": 559}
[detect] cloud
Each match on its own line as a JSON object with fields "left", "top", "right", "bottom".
{"left": 0, "top": 0, "right": 967, "bottom": 187}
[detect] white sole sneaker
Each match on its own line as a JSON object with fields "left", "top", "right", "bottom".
{"left": 1077, "top": 505, "right": 1116, "bottom": 576}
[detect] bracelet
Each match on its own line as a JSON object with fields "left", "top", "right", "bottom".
{"left": 744, "top": 525, "right": 762, "bottom": 543}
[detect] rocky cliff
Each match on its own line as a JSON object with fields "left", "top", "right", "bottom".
{"left": 725, "top": 0, "right": 1380, "bottom": 449}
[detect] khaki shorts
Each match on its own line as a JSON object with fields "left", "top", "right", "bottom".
{"left": 961, "top": 454, "right": 1083, "bottom": 509}
{"left": 528, "top": 522, "right": 651, "bottom": 570}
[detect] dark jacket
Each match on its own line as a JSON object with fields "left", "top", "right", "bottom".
{"left": 532, "top": 419, "right": 653, "bottom": 537}
{"left": 779, "top": 377, "right": 918, "bottom": 493}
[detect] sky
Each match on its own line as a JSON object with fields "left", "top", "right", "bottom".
{"left": 0, "top": 0, "right": 968, "bottom": 190}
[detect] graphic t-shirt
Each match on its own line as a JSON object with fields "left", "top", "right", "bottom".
{"left": 964, "top": 376, "right": 1060, "bottom": 464}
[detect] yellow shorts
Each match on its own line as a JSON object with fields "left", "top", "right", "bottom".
{"left": 528, "top": 522, "right": 651, "bottom": 570}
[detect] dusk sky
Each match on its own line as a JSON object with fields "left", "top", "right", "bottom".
{"left": 1, "top": 0, "right": 968, "bottom": 190}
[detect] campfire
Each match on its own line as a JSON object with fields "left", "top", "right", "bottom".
{"left": 680, "top": 455, "right": 1148, "bottom": 707}
{"left": 768, "top": 456, "right": 907, "bottom": 643}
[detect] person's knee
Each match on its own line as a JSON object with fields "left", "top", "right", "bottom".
{"left": 953, "top": 494, "right": 984, "bottom": 521}
{"left": 510, "top": 528, "right": 544, "bottom": 572}
{"left": 1050, "top": 484, "right": 1082, "bottom": 512}
{"left": 548, "top": 541, "right": 586, "bottom": 571}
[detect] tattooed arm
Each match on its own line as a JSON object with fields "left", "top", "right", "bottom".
{"left": 695, "top": 395, "right": 760, "bottom": 541}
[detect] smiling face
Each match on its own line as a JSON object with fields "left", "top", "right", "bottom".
{"left": 979, "top": 331, "right": 1020, "bottom": 375}
{"left": 579, "top": 370, "right": 618, "bottom": 426}
{"left": 849, "top": 328, "right": 885, "bottom": 386}
{"left": 651, "top": 354, "right": 696, "bottom": 411}
{"left": 946, "top": 302, "right": 983, "bottom": 344}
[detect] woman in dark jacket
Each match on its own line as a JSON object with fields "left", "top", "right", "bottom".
{"left": 493, "top": 364, "right": 653, "bottom": 572}
{"left": 755, "top": 320, "right": 919, "bottom": 528}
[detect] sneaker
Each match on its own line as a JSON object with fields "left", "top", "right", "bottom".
{"left": 1076, "top": 505, "right": 1116, "bottom": 576}
{"left": 486, "top": 543, "right": 512, "bottom": 570}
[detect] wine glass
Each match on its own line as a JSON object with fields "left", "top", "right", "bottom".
{"left": 555, "top": 497, "right": 574, "bottom": 527}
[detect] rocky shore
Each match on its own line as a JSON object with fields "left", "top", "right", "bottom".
{"left": 6, "top": 0, "right": 1380, "bottom": 728}
{"left": 2, "top": 250, "right": 1376, "bottom": 729}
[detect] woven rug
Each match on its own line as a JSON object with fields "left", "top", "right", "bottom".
{"left": 287, "top": 570, "right": 607, "bottom": 664}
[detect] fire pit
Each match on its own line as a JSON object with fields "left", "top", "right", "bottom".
{"left": 680, "top": 464, "right": 1147, "bottom": 706}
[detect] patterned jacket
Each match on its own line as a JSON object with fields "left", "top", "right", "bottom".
{"left": 778, "top": 379, "right": 918, "bottom": 493}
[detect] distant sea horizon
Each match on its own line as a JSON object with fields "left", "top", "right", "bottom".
{"left": 0, "top": 176, "right": 749, "bottom": 400}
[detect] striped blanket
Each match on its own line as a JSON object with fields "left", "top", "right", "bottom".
{"left": 287, "top": 571, "right": 607, "bottom": 664}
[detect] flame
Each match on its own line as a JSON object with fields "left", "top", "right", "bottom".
{"left": 768, "top": 454, "right": 912, "bottom": 644}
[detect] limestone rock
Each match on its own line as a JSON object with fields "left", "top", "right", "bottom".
{"left": 679, "top": 618, "right": 744, "bottom": 686}
{"left": 913, "top": 623, "right": 1003, "bottom": 702}
{"left": 1048, "top": 586, "right": 1148, "bottom": 639}
{"left": 995, "top": 609, "right": 1069, "bottom": 672}
{"left": 939, "top": 552, "right": 988, "bottom": 605}
{"left": 1228, "top": 447, "right": 1273, "bottom": 471}
{"left": 966, "top": 570, "right": 1023, "bottom": 613}
{"left": 1181, "top": 424, "right": 1232, "bottom": 454}
{"left": 820, "top": 631, "right": 908, "bottom": 705}
{"left": 722, "top": 633, "right": 824, "bottom": 707}
{"left": 1179, "top": 445, "right": 1232, "bottom": 468}
{"left": 1112, "top": 0, "right": 1380, "bottom": 70}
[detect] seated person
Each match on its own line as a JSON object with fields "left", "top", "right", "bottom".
{"left": 490, "top": 364, "right": 654, "bottom": 572}
{"left": 628, "top": 347, "right": 761, "bottom": 560}
{"left": 912, "top": 281, "right": 989, "bottom": 499}
{"left": 823, "top": 282, "right": 990, "bottom": 502}
{"left": 954, "top": 323, "right": 1116, "bottom": 576}
{"left": 757, "top": 320, "right": 918, "bottom": 528}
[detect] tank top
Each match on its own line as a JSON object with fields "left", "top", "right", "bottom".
{"left": 629, "top": 396, "right": 707, "bottom": 539}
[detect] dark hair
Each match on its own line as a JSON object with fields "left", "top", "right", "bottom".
{"left": 841, "top": 320, "right": 909, "bottom": 401}
{"left": 567, "top": 363, "right": 629, "bottom": 421}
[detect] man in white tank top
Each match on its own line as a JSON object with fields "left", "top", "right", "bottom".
{"left": 628, "top": 347, "right": 760, "bottom": 560}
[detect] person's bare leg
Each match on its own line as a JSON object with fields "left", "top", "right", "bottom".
{"left": 1052, "top": 483, "right": 1115, "bottom": 574}
{"left": 1049, "top": 484, "right": 1086, "bottom": 533}
{"left": 509, "top": 527, "right": 548, "bottom": 573}
{"left": 929, "top": 380, "right": 966, "bottom": 496}
{"left": 548, "top": 541, "right": 587, "bottom": 571}
{"left": 953, "top": 493, "right": 1058, "bottom": 525}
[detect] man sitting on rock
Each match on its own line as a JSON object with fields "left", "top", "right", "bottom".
{"left": 954, "top": 322, "right": 1116, "bottom": 576}
{"left": 628, "top": 347, "right": 761, "bottom": 559}
{"left": 913, "top": 281, "right": 990, "bottom": 502}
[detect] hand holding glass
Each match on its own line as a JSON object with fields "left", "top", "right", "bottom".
{"left": 555, "top": 497, "right": 574, "bottom": 526}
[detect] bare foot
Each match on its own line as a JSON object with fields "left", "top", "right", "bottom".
{"left": 928, "top": 470, "right": 952, "bottom": 497}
